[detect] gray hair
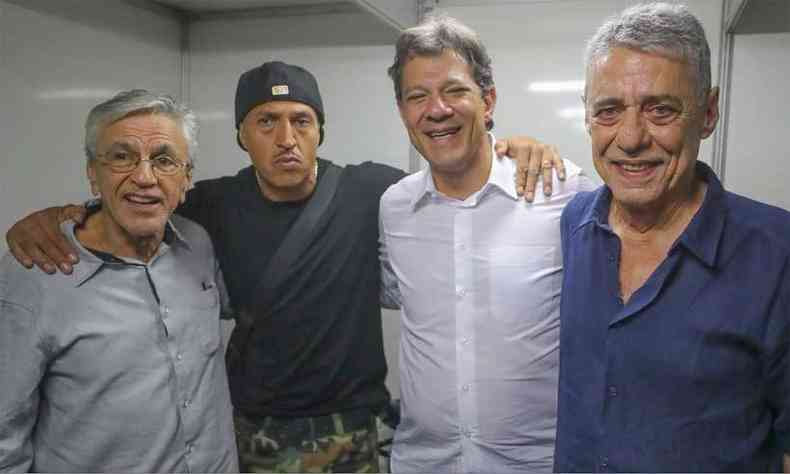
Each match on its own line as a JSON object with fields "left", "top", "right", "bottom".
{"left": 84, "top": 89, "right": 198, "bottom": 166}
{"left": 387, "top": 14, "right": 495, "bottom": 118}
{"left": 585, "top": 2, "right": 711, "bottom": 101}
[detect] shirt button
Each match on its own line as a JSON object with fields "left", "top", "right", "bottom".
{"left": 186, "top": 444, "right": 194, "bottom": 455}
{"left": 161, "top": 305, "right": 169, "bottom": 319}
{"left": 608, "top": 385, "right": 618, "bottom": 397}
{"left": 461, "top": 384, "right": 470, "bottom": 392}
{"left": 460, "top": 337, "right": 469, "bottom": 345}
{"left": 456, "top": 287, "right": 466, "bottom": 298}
{"left": 183, "top": 399, "right": 191, "bottom": 408}
{"left": 176, "top": 353, "right": 183, "bottom": 361}
{"left": 608, "top": 254, "right": 616, "bottom": 263}
{"left": 600, "top": 456, "right": 609, "bottom": 469}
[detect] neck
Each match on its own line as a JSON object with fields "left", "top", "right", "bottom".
{"left": 256, "top": 162, "right": 318, "bottom": 202}
{"left": 610, "top": 177, "right": 707, "bottom": 236}
{"left": 76, "top": 211, "right": 163, "bottom": 263}
{"left": 431, "top": 134, "right": 493, "bottom": 200}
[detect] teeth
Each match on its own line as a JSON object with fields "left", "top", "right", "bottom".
{"left": 621, "top": 163, "right": 651, "bottom": 171}
{"left": 127, "top": 196, "right": 159, "bottom": 204}
{"left": 428, "top": 129, "right": 457, "bottom": 138}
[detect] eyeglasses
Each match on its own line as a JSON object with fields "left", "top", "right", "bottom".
{"left": 96, "top": 150, "right": 191, "bottom": 176}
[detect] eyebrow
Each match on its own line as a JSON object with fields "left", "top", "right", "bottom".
{"left": 253, "top": 109, "right": 314, "bottom": 119}
{"left": 403, "top": 78, "right": 468, "bottom": 95}
{"left": 591, "top": 94, "right": 683, "bottom": 108}
{"left": 150, "top": 143, "right": 178, "bottom": 157}
{"left": 290, "top": 111, "right": 314, "bottom": 120}
{"left": 105, "top": 140, "right": 138, "bottom": 152}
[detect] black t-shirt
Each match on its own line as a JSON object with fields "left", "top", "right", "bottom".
{"left": 177, "top": 158, "right": 406, "bottom": 417}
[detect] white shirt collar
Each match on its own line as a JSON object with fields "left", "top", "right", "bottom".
{"left": 410, "top": 132, "right": 518, "bottom": 210}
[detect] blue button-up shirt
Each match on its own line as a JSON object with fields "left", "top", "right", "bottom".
{"left": 555, "top": 162, "right": 790, "bottom": 472}
{"left": 0, "top": 215, "right": 237, "bottom": 473}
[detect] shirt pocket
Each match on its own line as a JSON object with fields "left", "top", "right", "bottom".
{"left": 188, "top": 285, "right": 221, "bottom": 356}
{"left": 484, "top": 244, "right": 561, "bottom": 326}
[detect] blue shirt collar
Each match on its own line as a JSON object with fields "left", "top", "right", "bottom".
{"left": 576, "top": 161, "right": 726, "bottom": 269}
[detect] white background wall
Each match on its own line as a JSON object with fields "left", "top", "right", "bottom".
{"left": 0, "top": 0, "right": 183, "bottom": 252}
{"left": 724, "top": 32, "right": 790, "bottom": 210}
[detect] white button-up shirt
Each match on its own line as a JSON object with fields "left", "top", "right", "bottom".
{"left": 380, "top": 137, "right": 593, "bottom": 473}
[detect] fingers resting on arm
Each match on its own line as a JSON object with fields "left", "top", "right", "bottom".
{"left": 495, "top": 137, "right": 566, "bottom": 202}
{"left": 6, "top": 205, "right": 86, "bottom": 274}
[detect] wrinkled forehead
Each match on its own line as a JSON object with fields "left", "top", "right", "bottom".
{"left": 99, "top": 112, "right": 188, "bottom": 152}
{"left": 402, "top": 49, "right": 475, "bottom": 85}
{"left": 243, "top": 99, "right": 320, "bottom": 125}
{"left": 247, "top": 99, "right": 317, "bottom": 117}
{"left": 586, "top": 47, "right": 696, "bottom": 99}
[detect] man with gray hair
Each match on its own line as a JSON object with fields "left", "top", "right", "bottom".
{"left": 0, "top": 90, "right": 237, "bottom": 472}
{"left": 555, "top": 3, "right": 790, "bottom": 471}
{"left": 380, "top": 14, "right": 593, "bottom": 473}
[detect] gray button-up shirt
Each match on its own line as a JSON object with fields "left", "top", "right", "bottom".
{"left": 0, "top": 215, "right": 237, "bottom": 472}
{"left": 380, "top": 137, "right": 595, "bottom": 473}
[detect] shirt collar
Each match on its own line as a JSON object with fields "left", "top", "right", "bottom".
{"left": 409, "top": 133, "right": 516, "bottom": 210}
{"left": 674, "top": 161, "right": 726, "bottom": 268}
{"left": 66, "top": 214, "right": 193, "bottom": 287}
{"left": 575, "top": 161, "right": 726, "bottom": 269}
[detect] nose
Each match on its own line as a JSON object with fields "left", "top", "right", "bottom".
{"left": 275, "top": 120, "right": 296, "bottom": 149}
{"left": 129, "top": 159, "right": 158, "bottom": 187}
{"left": 615, "top": 107, "right": 651, "bottom": 156}
{"left": 425, "top": 94, "right": 453, "bottom": 122}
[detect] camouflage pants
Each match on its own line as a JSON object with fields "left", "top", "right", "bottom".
{"left": 234, "top": 409, "right": 380, "bottom": 473}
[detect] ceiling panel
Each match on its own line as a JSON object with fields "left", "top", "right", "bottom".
{"left": 734, "top": 0, "right": 790, "bottom": 34}
{"left": 153, "top": 0, "right": 355, "bottom": 14}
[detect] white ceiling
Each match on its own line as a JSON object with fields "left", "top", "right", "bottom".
{"left": 734, "top": 0, "right": 790, "bottom": 34}
{"left": 153, "top": 0, "right": 355, "bottom": 14}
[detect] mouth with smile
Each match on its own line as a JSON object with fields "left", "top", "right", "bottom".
{"left": 124, "top": 192, "right": 163, "bottom": 210}
{"left": 610, "top": 159, "right": 664, "bottom": 182}
{"left": 424, "top": 125, "right": 462, "bottom": 143}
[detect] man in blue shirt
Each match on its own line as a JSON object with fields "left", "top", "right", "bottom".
{"left": 555, "top": 3, "right": 790, "bottom": 472}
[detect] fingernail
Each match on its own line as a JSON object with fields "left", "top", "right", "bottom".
{"left": 68, "top": 253, "right": 78, "bottom": 263}
{"left": 545, "top": 187, "right": 552, "bottom": 196}
{"left": 526, "top": 192, "right": 534, "bottom": 201}
{"left": 43, "top": 264, "right": 55, "bottom": 274}
{"left": 60, "top": 263, "right": 73, "bottom": 274}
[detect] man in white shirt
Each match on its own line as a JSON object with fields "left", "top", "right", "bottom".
{"left": 379, "top": 15, "right": 594, "bottom": 473}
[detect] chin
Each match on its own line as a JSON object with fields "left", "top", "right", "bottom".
{"left": 123, "top": 220, "right": 168, "bottom": 240}
{"left": 611, "top": 189, "right": 662, "bottom": 210}
{"left": 428, "top": 153, "right": 471, "bottom": 173}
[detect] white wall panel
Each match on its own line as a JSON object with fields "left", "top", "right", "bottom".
{"left": 436, "top": 0, "right": 724, "bottom": 184}
{"left": 724, "top": 33, "right": 790, "bottom": 210}
{"left": 0, "top": 0, "right": 183, "bottom": 251}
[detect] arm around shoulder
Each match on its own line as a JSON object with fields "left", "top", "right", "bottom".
{"left": 5, "top": 204, "right": 86, "bottom": 274}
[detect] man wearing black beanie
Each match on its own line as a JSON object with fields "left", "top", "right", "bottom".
{"left": 5, "top": 60, "right": 561, "bottom": 472}
{"left": 186, "top": 61, "right": 404, "bottom": 472}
